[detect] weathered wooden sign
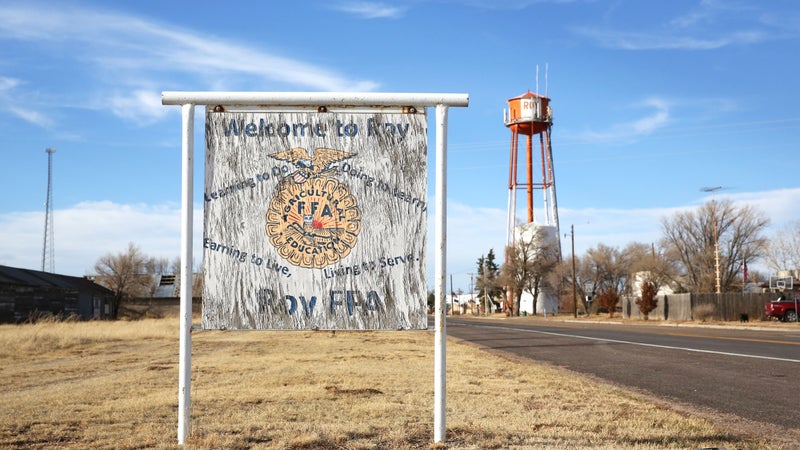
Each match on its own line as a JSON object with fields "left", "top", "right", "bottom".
{"left": 202, "top": 109, "right": 428, "bottom": 330}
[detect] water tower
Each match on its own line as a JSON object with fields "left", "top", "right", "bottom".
{"left": 503, "top": 89, "right": 562, "bottom": 315}
{"left": 503, "top": 90, "right": 560, "bottom": 246}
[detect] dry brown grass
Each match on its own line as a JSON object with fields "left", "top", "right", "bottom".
{"left": 0, "top": 316, "right": 783, "bottom": 449}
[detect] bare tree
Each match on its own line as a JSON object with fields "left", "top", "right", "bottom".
{"left": 503, "top": 241, "right": 530, "bottom": 317}
{"left": 502, "top": 226, "right": 559, "bottom": 316}
{"left": 561, "top": 242, "right": 673, "bottom": 317}
{"left": 660, "top": 199, "right": 769, "bottom": 293}
{"left": 624, "top": 242, "right": 677, "bottom": 291}
{"left": 576, "top": 255, "right": 601, "bottom": 314}
{"left": 764, "top": 220, "right": 800, "bottom": 274}
{"left": 170, "top": 256, "right": 186, "bottom": 279}
{"left": 93, "top": 242, "right": 152, "bottom": 319}
{"left": 583, "top": 243, "right": 630, "bottom": 317}
{"left": 553, "top": 256, "right": 578, "bottom": 314}
{"left": 142, "top": 256, "right": 172, "bottom": 299}
{"left": 555, "top": 253, "right": 599, "bottom": 315}
{"left": 146, "top": 257, "right": 171, "bottom": 275}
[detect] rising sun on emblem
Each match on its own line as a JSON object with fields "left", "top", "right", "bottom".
{"left": 265, "top": 147, "right": 362, "bottom": 269}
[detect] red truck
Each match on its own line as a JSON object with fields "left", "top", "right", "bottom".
{"left": 764, "top": 294, "right": 799, "bottom": 322}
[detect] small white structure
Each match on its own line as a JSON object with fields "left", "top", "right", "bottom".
{"left": 513, "top": 223, "right": 559, "bottom": 315}
{"left": 631, "top": 271, "right": 674, "bottom": 297}
{"left": 519, "top": 290, "right": 558, "bottom": 316}
{"left": 445, "top": 293, "right": 482, "bottom": 315}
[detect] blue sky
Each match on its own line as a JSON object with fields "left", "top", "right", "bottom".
{"left": 1, "top": 0, "right": 798, "bottom": 293}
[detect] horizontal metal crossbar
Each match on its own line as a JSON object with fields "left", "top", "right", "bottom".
{"left": 162, "top": 91, "right": 469, "bottom": 107}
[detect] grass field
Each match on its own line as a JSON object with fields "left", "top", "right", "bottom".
{"left": 0, "top": 316, "right": 786, "bottom": 449}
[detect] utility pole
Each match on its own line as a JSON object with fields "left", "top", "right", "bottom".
{"left": 42, "top": 147, "right": 56, "bottom": 273}
{"left": 450, "top": 273, "right": 454, "bottom": 315}
{"left": 467, "top": 272, "right": 477, "bottom": 315}
{"left": 713, "top": 212, "right": 720, "bottom": 294}
{"left": 569, "top": 225, "right": 577, "bottom": 318}
{"left": 702, "top": 186, "right": 722, "bottom": 294}
{"left": 482, "top": 260, "right": 491, "bottom": 316}
{"left": 468, "top": 273, "right": 475, "bottom": 297}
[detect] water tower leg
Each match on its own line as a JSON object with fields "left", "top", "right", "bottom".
{"left": 526, "top": 134, "right": 534, "bottom": 223}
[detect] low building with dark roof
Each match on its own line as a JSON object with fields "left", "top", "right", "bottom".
{"left": 0, "top": 265, "right": 114, "bottom": 322}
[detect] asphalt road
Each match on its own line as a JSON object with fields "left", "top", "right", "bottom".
{"left": 444, "top": 316, "right": 800, "bottom": 435}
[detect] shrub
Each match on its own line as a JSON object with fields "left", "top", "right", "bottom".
{"left": 692, "top": 303, "right": 716, "bottom": 322}
{"left": 25, "top": 310, "right": 80, "bottom": 324}
{"left": 598, "top": 289, "right": 620, "bottom": 318}
{"left": 635, "top": 280, "right": 659, "bottom": 320}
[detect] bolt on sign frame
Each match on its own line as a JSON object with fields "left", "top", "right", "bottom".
{"left": 161, "top": 91, "right": 468, "bottom": 445}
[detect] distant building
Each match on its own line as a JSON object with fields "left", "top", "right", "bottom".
{"left": 448, "top": 292, "right": 501, "bottom": 314}
{"left": 0, "top": 265, "right": 114, "bottom": 322}
{"left": 87, "top": 272, "right": 203, "bottom": 300}
{"left": 631, "top": 271, "right": 675, "bottom": 297}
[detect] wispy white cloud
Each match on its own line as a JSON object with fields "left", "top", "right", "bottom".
{"left": 0, "top": 76, "right": 54, "bottom": 127}
{"left": 0, "top": 201, "right": 201, "bottom": 276}
{"left": 757, "top": 10, "right": 800, "bottom": 37}
{"left": 668, "top": 0, "right": 749, "bottom": 29}
{"left": 7, "top": 106, "right": 52, "bottom": 126}
{"left": 572, "top": 1, "right": 777, "bottom": 50}
{"left": 572, "top": 27, "right": 766, "bottom": 50}
{"left": 0, "top": 4, "right": 379, "bottom": 124}
{"left": 0, "top": 76, "right": 19, "bottom": 91}
{"left": 457, "top": 0, "right": 583, "bottom": 10}
{"left": 629, "top": 98, "right": 670, "bottom": 134}
{"left": 109, "top": 90, "right": 170, "bottom": 126}
{"left": 576, "top": 97, "right": 670, "bottom": 143}
{"left": 331, "top": 1, "right": 406, "bottom": 19}
{"left": 724, "top": 188, "right": 800, "bottom": 229}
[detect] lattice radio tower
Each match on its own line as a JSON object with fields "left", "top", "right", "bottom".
{"left": 41, "top": 147, "right": 56, "bottom": 273}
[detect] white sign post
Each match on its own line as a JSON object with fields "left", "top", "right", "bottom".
{"left": 162, "top": 92, "right": 468, "bottom": 445}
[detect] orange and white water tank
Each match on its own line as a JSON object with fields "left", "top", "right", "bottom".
{"left": 504, "top": 90, "right": 552, "bottom": 136}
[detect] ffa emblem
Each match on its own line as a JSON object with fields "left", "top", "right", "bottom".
{"left": 265, "top": 147, "right": 361, "bottom": 268}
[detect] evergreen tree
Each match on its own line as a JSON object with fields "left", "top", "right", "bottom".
{"left": 475, "top": 249, "right": 502, "bottom": 314}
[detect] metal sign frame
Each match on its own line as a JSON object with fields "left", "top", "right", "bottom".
{"left": 162, "top": 91, "right": 468, "bottom": 445}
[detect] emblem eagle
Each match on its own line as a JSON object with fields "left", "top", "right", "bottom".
{"left": 269, "top": 147, "right": 355, "bottom": 183}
